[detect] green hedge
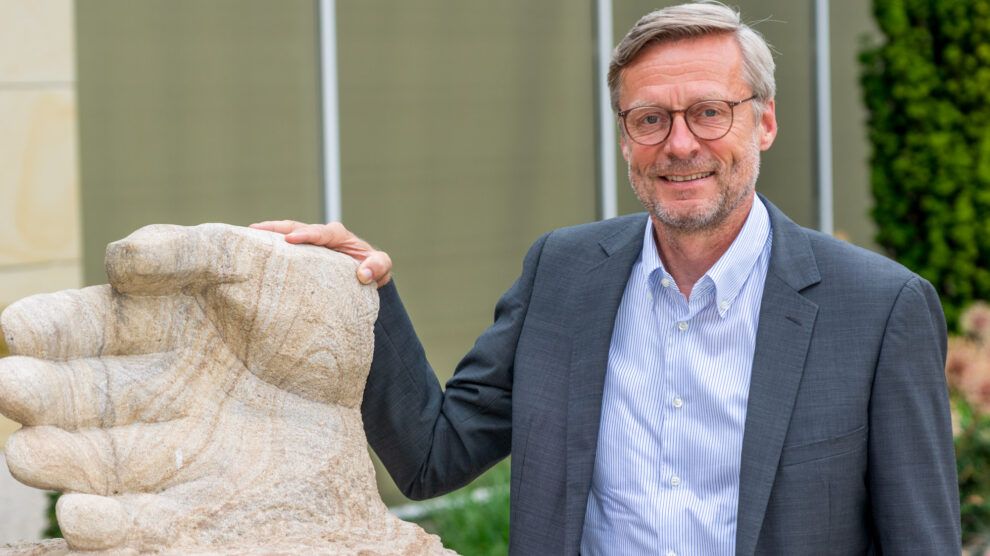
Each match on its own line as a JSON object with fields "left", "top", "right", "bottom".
{"left": 410, "top": 460, "right": 510, "bottom": 555}
{"left": 860, "top": 0, "right": 990, "bottom": 328}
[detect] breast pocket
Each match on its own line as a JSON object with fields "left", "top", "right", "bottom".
{"left": 759, "top": 426, "right": 870, "bottom": 554}
{"left": 779, "top": 425, "right": 868, "bottom": 467}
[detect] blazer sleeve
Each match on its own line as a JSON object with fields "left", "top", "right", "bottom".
{"left": 868, "top": 276, "right": 961, "bottom": 552}
{"left": 360, "top": 233, "right": 549, "bottom": 500}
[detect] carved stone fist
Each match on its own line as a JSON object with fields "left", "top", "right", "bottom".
{"left": 0, "top": 224, "right": 454, "bottom": 555}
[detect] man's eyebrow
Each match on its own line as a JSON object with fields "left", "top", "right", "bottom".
{"left": 625, "top": 93, "right": 731, "bottom": 110}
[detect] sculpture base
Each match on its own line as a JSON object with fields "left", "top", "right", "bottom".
{"left": 2, "top": 533, "right": 456, "bottom": 555}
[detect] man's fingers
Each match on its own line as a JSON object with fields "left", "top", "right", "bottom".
{"left": 248, "top": 220, "right": 307, "bottom": 234}
{"left": 247, "top": 221, "right": 394, "bottom": 287}
{"left": 359, "top": 251, "right": 393, "bottom": 287}
{"left": 283, "top": 222, "right": 350, "bottom": 247}
{"left": 57, "top": 494, "right": 130, "bottom": 551}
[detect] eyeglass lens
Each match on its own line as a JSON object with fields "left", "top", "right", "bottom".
{"left": 624, "top": 100, "right": 735, "bottom": 144}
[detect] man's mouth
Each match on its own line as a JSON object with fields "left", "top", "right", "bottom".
{"left": 663, "top": 171, "right": 715, "bottom": 183}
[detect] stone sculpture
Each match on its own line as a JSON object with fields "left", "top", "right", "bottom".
{"left": 0, "top": 224, "right": 455, "bottom": 555}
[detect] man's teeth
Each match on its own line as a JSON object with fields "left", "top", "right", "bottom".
{"left": 665, "top": 172, "right": 713, "bottom": 182}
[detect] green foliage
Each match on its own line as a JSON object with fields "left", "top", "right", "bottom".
{"left": 43, "top": 492, "right": 62, "bottom": 539}
{"left": 861, "top": 0, "right": 990, "bottom": 328}
{"left": 409, "top": 460, "right": 510, "bottom": 555}
{"left": 954, "top": 396, "right": 990, "bottom": 542}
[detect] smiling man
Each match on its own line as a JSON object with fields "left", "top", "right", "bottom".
{"left": 253, "top": 2, "right": 960, "bottom": 554}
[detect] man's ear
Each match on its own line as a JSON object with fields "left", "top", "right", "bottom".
{"left": 620, "top": 129, "right": 631, "bottom": 162}
{"left": 759, "top": 99, "right": 777, "bottom": 151}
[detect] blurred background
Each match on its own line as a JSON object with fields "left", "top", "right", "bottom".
{"left": 0, "top": 0, "right": 882, "bottom": 550}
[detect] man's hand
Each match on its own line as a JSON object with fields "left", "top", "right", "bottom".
{"left": 250, "top": 221, "right": 392, "bottom": 288}
{"left": 0, "top": 224, "right": 448, "bottom": 554}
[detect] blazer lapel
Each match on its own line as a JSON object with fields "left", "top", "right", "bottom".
{"left": 735, "top": 198, "right": 822, "bottom": 556}
{"left": 563, "top": 216, "right": 646, "bottom": 554}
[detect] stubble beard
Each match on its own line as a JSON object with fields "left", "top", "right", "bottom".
{"left": 628, "top": 139, "right": 762, "bottom": 234}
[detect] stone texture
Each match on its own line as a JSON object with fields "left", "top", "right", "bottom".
{"left": 0, "top": 224, "right": 455, "bottom": 555}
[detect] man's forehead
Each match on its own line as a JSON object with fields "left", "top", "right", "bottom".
{"left": 628, "top": 34, "right": 742, "bottom": 74}
{"left": 619, "top": 34, "right": 746, "bottom": 103}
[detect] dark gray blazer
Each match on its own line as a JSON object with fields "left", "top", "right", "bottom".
{"left": 361, "top": 197, "right": 960, "bottom": 555}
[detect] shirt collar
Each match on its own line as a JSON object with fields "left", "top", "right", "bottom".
{"left": 639, "top": 195, "right": 772, "bottom": 316}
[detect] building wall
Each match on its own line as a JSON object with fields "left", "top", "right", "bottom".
{"left": 830, "top": 0, "right": 880, "bottom": 249}
{"left": 76, "top": 0, "right": 324, "bottom": 285}
{"left": 0, "top": 0, "right": 78, "bottom": 543}
{"left": 0, "top": 0, "right": 80, "bottom": 449}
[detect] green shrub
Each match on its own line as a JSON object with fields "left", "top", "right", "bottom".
{"left": 43, "top": 492, "right": 62, "bottom": 539}
{"left": 860, "top": 0, "right": 990, "bottom": 328}
{"left": 407, "top": 460, "right": 510, "bottom": 555}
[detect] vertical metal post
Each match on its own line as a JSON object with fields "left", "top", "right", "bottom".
{"left": 595, "top": 0, "right": 617, "bottom": 220}
{"left": 815, "top": 0, "right": 834, "bottom": 235}
{"left": 318, "top": 0, "right": 342, "bottom": 223}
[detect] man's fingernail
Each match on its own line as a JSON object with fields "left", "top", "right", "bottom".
{"left": 358, "top": 268, "right": 373, "bottom": 284}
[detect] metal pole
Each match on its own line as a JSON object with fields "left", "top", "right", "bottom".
{"left": 595, "top": 0, "right": 617, "bottom": 221}
{"left": 318, "top": 0, "right": 342, "bottom": 223}
{"left": 815, "top": 0, "right": 834, "bottom": 235}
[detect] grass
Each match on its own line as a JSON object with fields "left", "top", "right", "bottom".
{"left": 405, "top": 460, "right": 511, "bottom": 555}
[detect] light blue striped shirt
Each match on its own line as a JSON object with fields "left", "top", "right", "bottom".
{"left": 581, "top": 197, "right": 772, "bottom": 556}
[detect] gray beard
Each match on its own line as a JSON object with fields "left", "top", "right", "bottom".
{"left": 629, "top": 146, "right": 761, "bottom": 234}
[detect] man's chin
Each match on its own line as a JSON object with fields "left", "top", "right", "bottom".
{"left": 651, "top": 201, "right": 721, "bottom": 232}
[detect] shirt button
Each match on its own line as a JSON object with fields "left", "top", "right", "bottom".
{"left": 673, "top": 396, "right": 683, "bottom": 408}
{"left": 719, "top": 300, "right": 729, "bottom": 311}
{"left": 677, "top": 321, "right": 688, "bottom": 331}
{"left": 666, "top": 551, "right": 677, "bottom": 556}
{"left": 670, "top": 475, "right": 681, "bottom": 487}
{"left": 661, "top": 278, "right": 671, "bottom": 288}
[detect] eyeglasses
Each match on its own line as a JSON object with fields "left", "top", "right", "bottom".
{"left": 617, "top": 96, "right": 757, "bottom": 145}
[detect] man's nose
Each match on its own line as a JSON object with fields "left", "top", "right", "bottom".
{"left": 664, "top": 114, "right": 700, "bottom": 158}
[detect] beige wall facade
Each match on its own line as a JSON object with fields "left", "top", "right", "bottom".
{"left": 0, "top": 0, "right": 81, "bottom": 456}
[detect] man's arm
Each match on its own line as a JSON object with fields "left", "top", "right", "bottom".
{"left": 361, "top": 233, "right": 549, "bottom": 500}
{"left": 869, "top": 276, "right": 960, "bottom": 552}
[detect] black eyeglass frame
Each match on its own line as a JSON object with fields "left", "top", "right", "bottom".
{"left": 617, "top": 95, "right": 758, "bottom": 146}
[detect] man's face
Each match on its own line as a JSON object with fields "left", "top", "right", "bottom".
{"left": 618, "top": 34, "right": 777, "bottom": 235}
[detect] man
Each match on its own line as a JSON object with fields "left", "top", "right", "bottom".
{"left": 254, "top": 2, "right": 960, "bottom": 554}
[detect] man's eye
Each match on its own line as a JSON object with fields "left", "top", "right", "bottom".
{"left": 701, "top": 108, "right": 718, "bottom": 118}
{"left": 643, "top": 115, "right": 660, "bottom": 124}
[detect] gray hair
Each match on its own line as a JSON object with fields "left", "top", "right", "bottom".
{"left": 608, "top": 1, "right": 776, "bottom": 115}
